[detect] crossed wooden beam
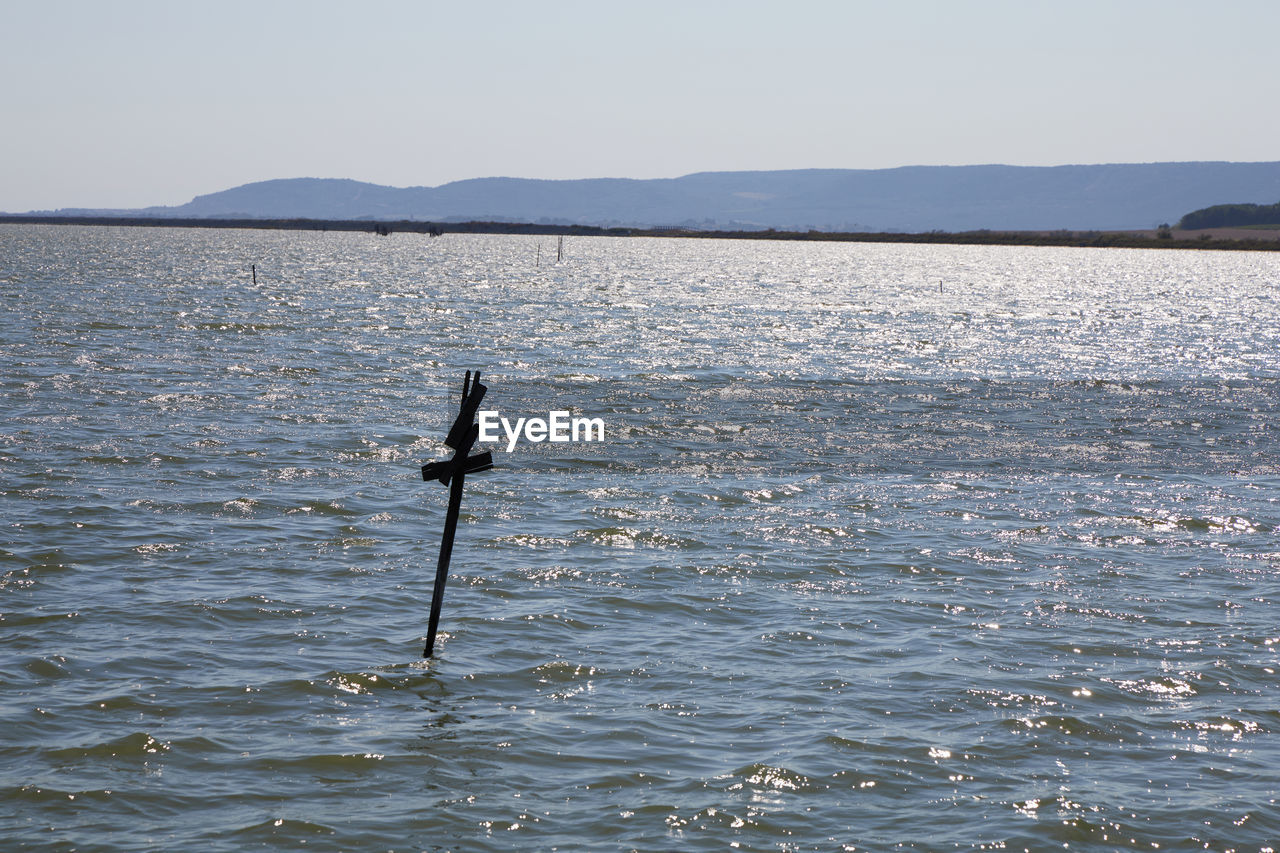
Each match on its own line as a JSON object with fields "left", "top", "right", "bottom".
{"left": 420, "top": 370, "right": 494, "bottom": 657}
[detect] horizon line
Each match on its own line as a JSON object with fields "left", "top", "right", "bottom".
{"left": 11, "top": 159, "right": 1280, "bottom": 215}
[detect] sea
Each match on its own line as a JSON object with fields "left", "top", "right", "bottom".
{"left": 2, "top": 223, "right": 1278, "bottom": 851}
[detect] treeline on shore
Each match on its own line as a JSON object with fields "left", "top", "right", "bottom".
{"left": 1178, "top": 201, "right": 1280, "bottom": 230}
{"left": 4, "top": 213, "right": 1280, "bottom": 252}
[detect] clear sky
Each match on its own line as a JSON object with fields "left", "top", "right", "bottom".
{"left": 3, "top": 0, "right": 1278, "bottom": 212}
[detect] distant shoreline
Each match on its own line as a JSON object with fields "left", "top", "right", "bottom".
{"left": 2, "top": 214, "right": 1277, "bottom": 252}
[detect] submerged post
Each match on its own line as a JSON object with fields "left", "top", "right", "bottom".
{"left": 419, "top": 370, "right": 495, "bottom": 657}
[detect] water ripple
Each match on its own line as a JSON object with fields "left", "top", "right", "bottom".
{"left": 2, "top": 226, "right": 1279, "bottom": 850}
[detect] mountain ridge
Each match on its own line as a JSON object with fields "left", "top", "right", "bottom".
{"left": 26, "top": 162, "right": 1280, "bottom": 232}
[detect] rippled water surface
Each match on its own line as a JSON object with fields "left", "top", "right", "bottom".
{"left": 2, "top": 225, "right": 1279, "bottom": 850}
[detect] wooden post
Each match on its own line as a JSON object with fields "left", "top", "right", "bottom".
{"left": 424, "top": 472, "right": 466, "bottom": 657}
{"left": 420, "top": 370, "right": 495, "bottom": 657}
{"left": 252, "top": 264, "right": 257, "bottom": 285}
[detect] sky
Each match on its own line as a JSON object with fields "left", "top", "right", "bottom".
{"left": 3, "top": 0, "right": 1278, "bottom": 212}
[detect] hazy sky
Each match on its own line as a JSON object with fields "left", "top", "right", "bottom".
{"left": 3, "top": 0, "right": 1278, "bottom": 212}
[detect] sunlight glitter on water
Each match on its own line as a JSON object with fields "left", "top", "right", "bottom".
{"left": 1, "top": 226, "right": 1279, "bottom": 850}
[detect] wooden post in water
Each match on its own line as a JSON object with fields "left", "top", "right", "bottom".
{"left": 252, "top": 264, "right": 257, "bottom": 285}
{"left": 419, "top": 370, "right": 494, "bottom": 657}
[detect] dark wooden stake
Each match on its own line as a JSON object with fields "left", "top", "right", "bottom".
{"left": 424, "top": 472, "right": 465, "bottom": 657}
{"left": 252, "top": 264, "right": 257, "bottom": 285}
{"left": 420, "top": 370, "right": 494, "bottom": 657}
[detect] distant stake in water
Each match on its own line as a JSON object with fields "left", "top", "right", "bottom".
{"left": 252, "top": 264, "right": 257, "bottom": 285}
{"left": 419, "top": 370, "right": 495, "bottom": 657}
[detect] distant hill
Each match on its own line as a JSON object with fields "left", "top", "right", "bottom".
{"left": 31, "top": 162, "right": 1280, "bottom": 232}
{"left": 1178, "top": 200, "right": 1280, "bottom": 230}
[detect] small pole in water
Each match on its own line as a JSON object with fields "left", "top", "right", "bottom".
{"left": 536, "top": 243, "right": 541, "bottom": 268}
{"left": 557, "top": 235, "right": 564, "bottom": 263}
{"left": 252, "top": 264, "right": 257, "bottom": 286}
{"left": 939, "top": 279, "right": 943, "bottom": 294}
{"left": 419, "top": 370, "right": 495, "bottom": 657}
